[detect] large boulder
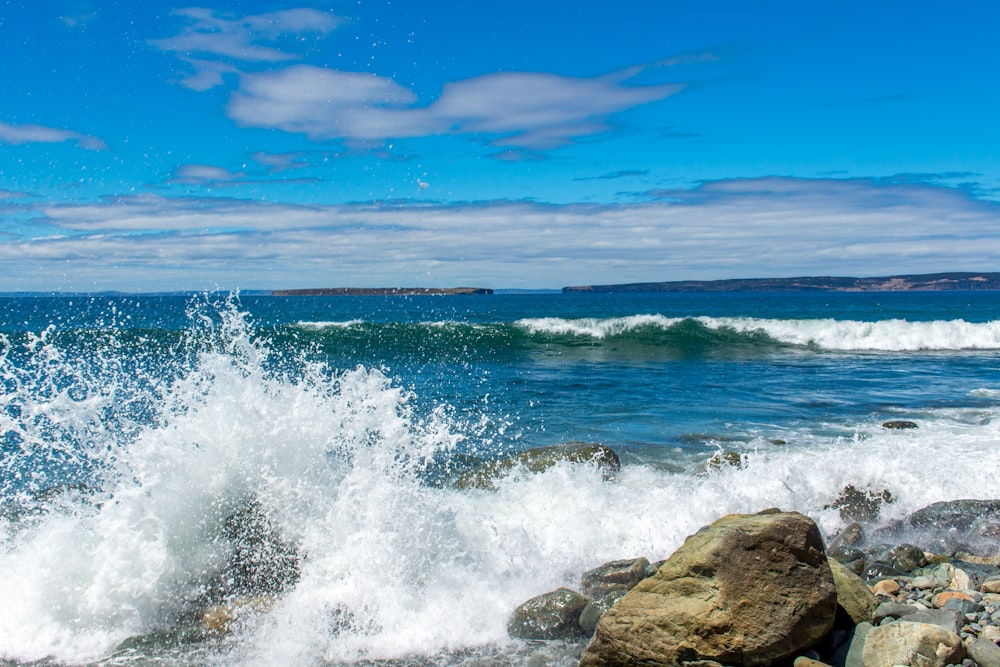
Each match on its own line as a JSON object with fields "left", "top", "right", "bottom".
{"left": 828, "top": 557, "right": 878, "bottom": 624}
{"left": 579, "top": 510, "right": 838, "bottom": 667}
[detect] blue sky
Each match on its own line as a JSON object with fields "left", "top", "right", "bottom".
{"left": 1, "top": 0, "right": 998, "bottom": 291}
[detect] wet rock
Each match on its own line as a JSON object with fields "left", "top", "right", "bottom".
{"left": 862, "top": 621, "right": 964, "bottom": 667}
{"left": 882, "top": 420, "right": 919, "bottom": 429}
{"left": 455, "top": 442, "right": 620, "bottom": 490}
{"left": 887, "top": 543, "right": 928, "bottom": 573}
{"left": 825, "top": 485, "right": 894, "bottom": 523}
{"left": 828, "top": 522, "right": 866, "bottom": 551}
{"left": 219, "top": 497, "right": 300, "bottom": 597}
{"left": 874, "top": 500, "right": 1000, "bottom": 556}
{"left": 507, "top": 587, "right": 591, "bottom": 640}
{"left": 202, "top": 595, "right": 274, "bottom": 634}
{"left": 579, "top": 589, "right": 627, "bottom": 636}
{"left": 580, "top": 557, "right": 653, "bottom": 598}
{"left": 707, "top": 450, "right": 745, "bottom": 470}
{"left": 579, "top": 510, "right": 837, "bottom": 667}
{"left": 829, "top": 557, "right": 878, "bottom": 624}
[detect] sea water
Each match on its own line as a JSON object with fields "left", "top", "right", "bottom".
{"left": 2, "top": 291, "right": 1000, "bottom": 666}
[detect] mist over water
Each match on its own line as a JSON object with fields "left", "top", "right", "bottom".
{"left": 3, "top": 293, "right": 1000, "bottom": 665}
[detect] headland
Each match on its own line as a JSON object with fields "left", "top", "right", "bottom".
{"left": 563, "top": 272, "right": 1000, "bottom": 293}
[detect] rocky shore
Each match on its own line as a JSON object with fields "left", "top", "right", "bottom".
{"left": 509, "top": 499, "right": 1000, "bottom": 667}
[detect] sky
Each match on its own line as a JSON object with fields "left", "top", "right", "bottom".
{"left": 0, "top": 0, "right": 998, "bottom": 292}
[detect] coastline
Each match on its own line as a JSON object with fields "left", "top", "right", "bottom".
{"left": 563, "top": 272, "right": 1000, "bottom": 293}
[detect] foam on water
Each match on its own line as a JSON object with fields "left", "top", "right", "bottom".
{"left": 2, "top": 300, "right": 1000, "bottom": 666}
{"left": 516, "top": 315, "right": 1000, "bottom": 350}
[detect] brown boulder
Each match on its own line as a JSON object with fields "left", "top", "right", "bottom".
{"left": 579, "top": 510, "right": 837, "bottom": 667}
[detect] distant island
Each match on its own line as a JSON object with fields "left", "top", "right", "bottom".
{"left": 271, "top": 287, "right": 494, "bottom": 296}
{"left": 563, "top": 272, "right": 1000, "bottom": 293}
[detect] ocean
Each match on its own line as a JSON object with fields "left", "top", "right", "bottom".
{"left": 2, "top": 290, "right": 1000, "bottom": 666}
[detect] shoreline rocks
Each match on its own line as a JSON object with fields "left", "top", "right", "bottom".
{"left": 508, "top": 499, "right": 1000, "bottom": 667}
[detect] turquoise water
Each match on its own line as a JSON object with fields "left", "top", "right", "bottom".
{"left": 3, "top": 291, "right": 1000, "bottom": 665}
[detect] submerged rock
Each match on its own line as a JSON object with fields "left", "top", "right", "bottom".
{"left": 455, "top": 442, "right": 621, "bottom": 490}
{"left": 882, "top": 420, "right": 919, "bottom": 429}
{"left": 825, "top": 484, "right": 894, "bottom": 523}
{"left": 579, "top": 510, "right": 837, "bottom": 667}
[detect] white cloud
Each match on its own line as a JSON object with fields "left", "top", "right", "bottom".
{"left": 228, "top": 65, "right": 683, "bottom": 149}
{"left": 170, "top": 164, "right": 246, "bottom": 184}
{"left": 154, "top": 7, "right": 341, "bottom": 62}
{"left": 0, "top": 121, "right": 107, "bottom": 150}
{"left": 4, "top": 178, "right": 1000, "bottom": 291}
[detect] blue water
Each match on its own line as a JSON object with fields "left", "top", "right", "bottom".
{"left": 3, "top": 291, "right": 1000, "bottom": 665}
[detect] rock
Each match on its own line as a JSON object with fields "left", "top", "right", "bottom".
{"left": 898, "top": 609, "right": 965, "bottom": 635}
{"left": 825, "top": 485, "right": 894, "bottom": 523}
{"left": 829, "top": 523, "right": 866, "bottom": 550}
{"left": 874, "top": 500, "right": 1000, "bottom": 556}
{"left": 873, "top": 602, "right": 919, "bottom": 624}
{"left": 870, "top": 579, "right": 900, "bottom": 597}
{"left": 507, "top": 587, "right": 590, "bottom": 640}
{"left": 940, "top": 597, "right": 982, "bottom": 615}
{"left": 202, "top": 595, "right": 274, "bottom": 634}
{"left": 580, "top": 557, "right": 653, "bottom": 597}
{"left": 579, "top": 590, "right": 627, "bottom": 636}
{"left": 931, "top": 591, "right": 975, "bottom": 608}
{"left": 219, "top": 497, "right": 300, "bottom": 597}
{"left": 829, "top": 545, "right": 866, "bottom": 564}
{"left": 579, "top": 510, "right": 837, "bottom": 667}
{"left": 840, "top": 621, "right": 873, "bottom": 667}
{"left": 968, "top": 638, "right": 1000, "bottom": 667}
{"left": 707, "top": 450, "right": 746, "bottom": 470}
{"left": 861, "top": 621, "right": 964, "bottom": 667}
{"left": 887, "top": 544, "right": 928, "bottom": 573}
{"left": 455, "top": 442, "right": 621, "bottom": 490}
{"left": 982, "top": 577, "right": 1000, "bottom": 594}
{"left": 882, "top": 420, "right": 919, "bottom": 429}
{"left": 829, "top": 557, "right": 878, "bottom": 624}
{"left": 794, "top": 657, "right": 834, "bottom": 667}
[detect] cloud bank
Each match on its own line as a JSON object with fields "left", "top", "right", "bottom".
{"left": 2, "top": 177, "right": 998, "bottom": 292}
{"left": 0, "top": 121, "right": 107, "bottom": 150}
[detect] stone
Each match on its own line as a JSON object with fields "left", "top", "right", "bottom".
{"left": 871, "top": 579, "right": 900, "bottom": 597}
{"left": 967, "top": 637, "right": 1000, "bottom": 667}
{"left": 830, "top": 557, "right": 878, "bottom": 624}
{"left": 794, "top": 657, "right": 834, "bottom": 667}
{"left": 882, "top": 420, "right": 919, "bottom": 429}
{"left": 829, "top": 522, "right": 867, "bottom": 550}
{"left": 579, "top": 511, "right": 837, "bottom": 667}
{"left": 898, "top": 609, "right": 965, "bottom": 635}
{"left": 861, "top": 622, "right": 964, "bottom": 667}
{"left": 580, "top": 557, "right": 653, "bottom": 597}
{"left": 455, "top": 442, "right": 620, "bottom": 490}
{"left": 932, "top": 591, "right": 974, "bottom": 608}
{"left": 940, "top": 597, "right": 983, "bottom": 615}
{"left": 887, "top": 544, "right": 928, "bottom": 573}
{"left": 875, "top": 500, "right": 1000, "bottom": 557}
{"left": 507, "top": 587, "right": 590, "bottom": 640}
{"left": 202, "top": 595, "right": 274, "bottom": 634}
{"left": 873, "top": 602, "right": 919, "bottom": 624}
{"left": 579, "top": 590, "right": 628, "bottom": 636}
{"left": 841, "top": 622, "right": 873, "bottom": 667}
{"left": 826, "top": 485, "right": 894, "bottom": 523}
{"left": 982, "top": 577, "right": 1000, "bottom": 594}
